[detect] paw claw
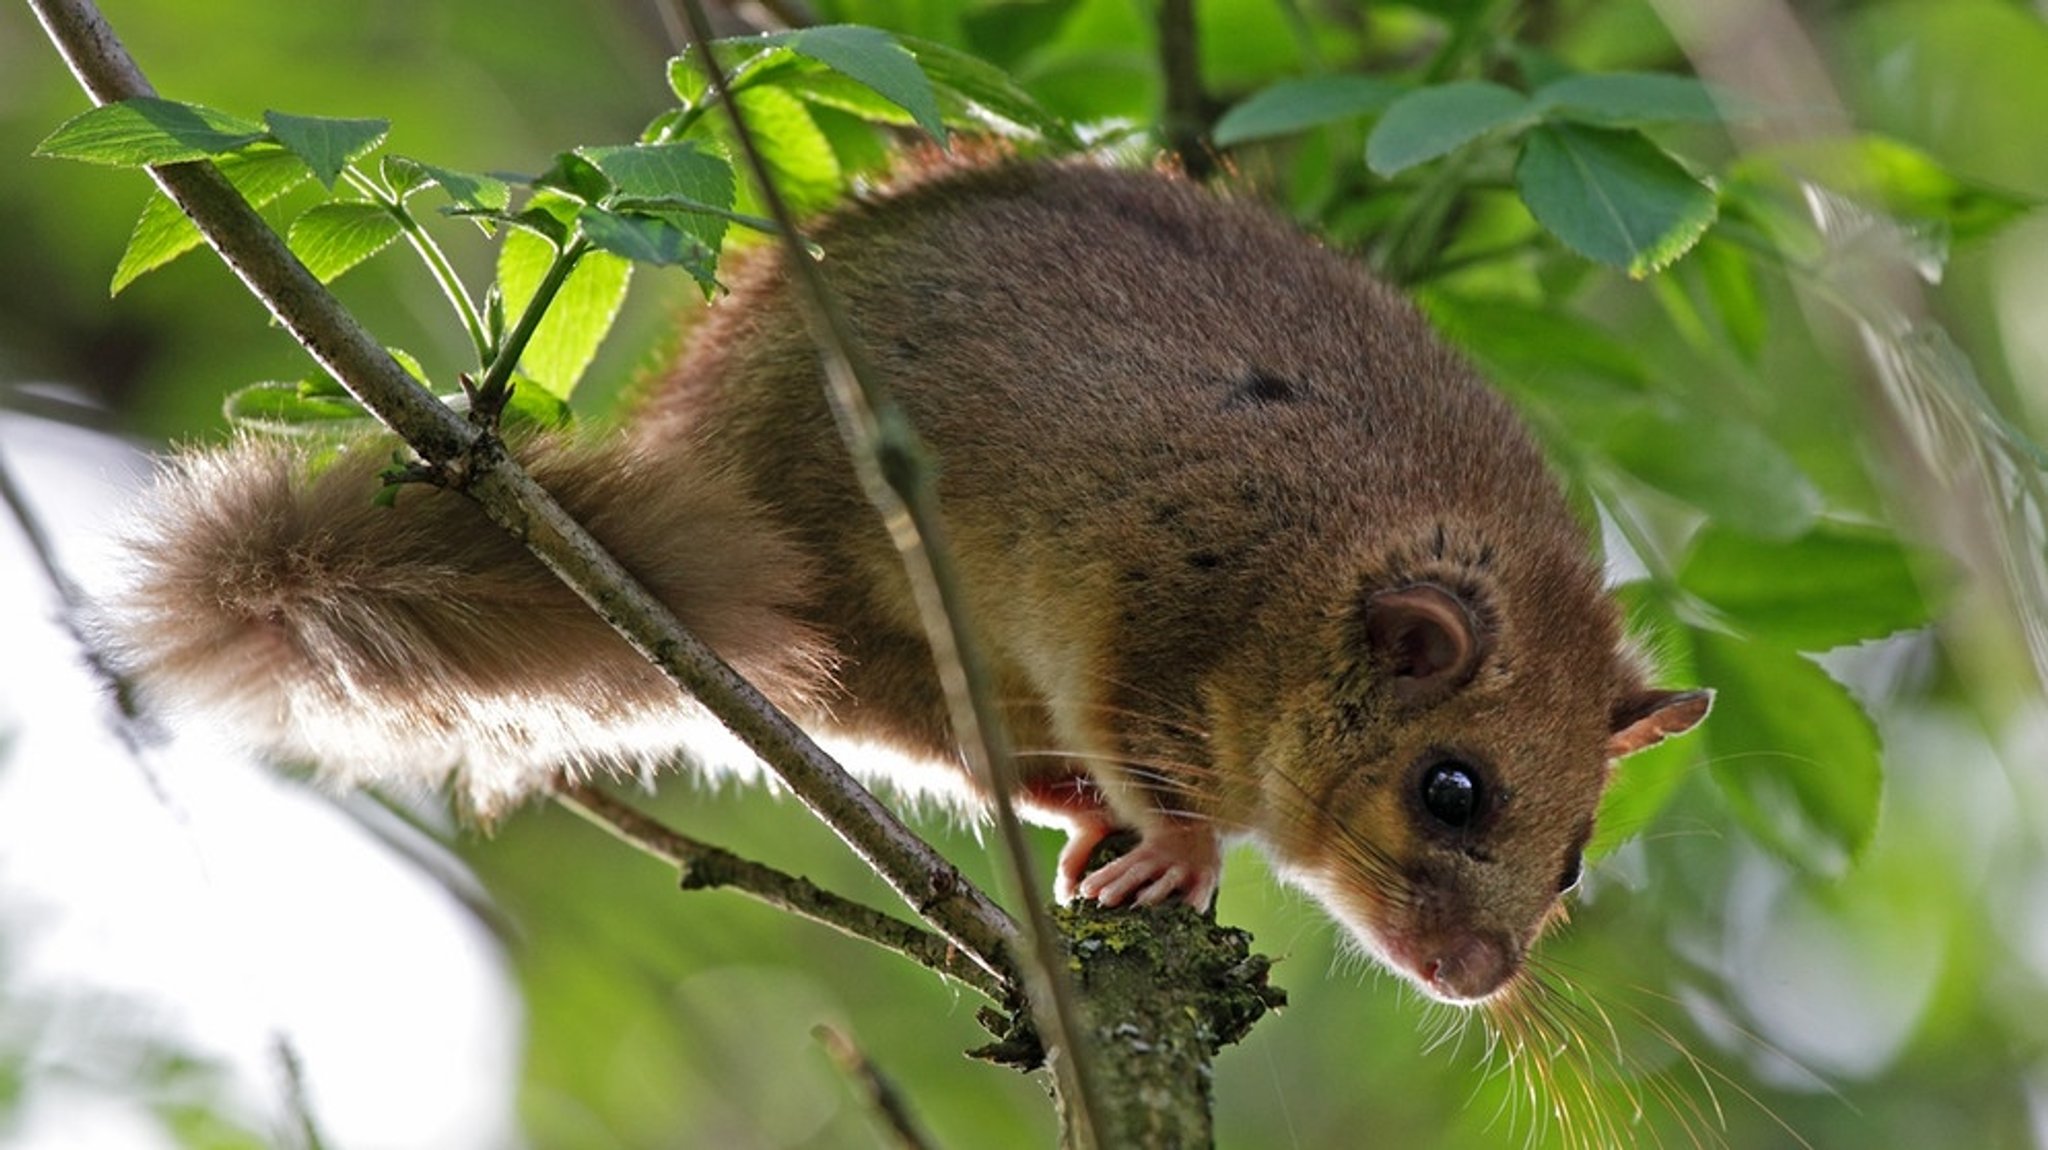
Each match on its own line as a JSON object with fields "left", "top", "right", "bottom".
{"left": 1068, "top": 822, "right": 1221, "bottom": 910}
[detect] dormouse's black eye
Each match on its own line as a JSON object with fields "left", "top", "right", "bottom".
{"left": 1420, "top": 761, "right": 1481, "bottom": 829}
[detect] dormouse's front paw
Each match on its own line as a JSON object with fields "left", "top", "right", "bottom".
{"left": 1073, "top": 820, "right": 1222, "bottom": 910}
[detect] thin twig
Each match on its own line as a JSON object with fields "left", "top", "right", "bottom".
{"left": 0, "top": 442, "right": 155, "bottom": 752}
{"left": 554, "top": 785, "right": 1004, "bottom": 1000}
{"left": 665, "top": 2, "right": 1106, "bottom": 1144}
{"left": 814, "top": 1024, "right": 939, "bottom": 1150}
{"left": 1158, "top": 0, "right": 1216, "bottom": 181}
{"left": 26, "top": 0, "right": 1020, "bottom": 989}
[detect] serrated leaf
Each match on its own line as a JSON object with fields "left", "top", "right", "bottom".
{"left": 112, "top": 147, "right": 312, "bottom": 293}
{"left": 536, "top": 151, "right": 613, "bottom": 204}
{"left": 497, "top": 232, "right": 631, "bottom": 399}
{"left": 1214, "top": 75, "right": 1401, "bottom": 146}
{"left": 262, "top": 111, "right": 388, "bottom": 189}
{"left": 1682, "top": 522, "right": 1936, "bottom": 651}
{"left": 578, "top": 209, "right": 717, "bottom": 287}
{"left": 1515, "top": 123, "right": 1718, "bottom": 277}
{"left": 223, "top": 380, "right": 372, "bottom": 434}
{"left": 895, "top": 35, "right": 1076, "bottom": 143}
{"left": 36, "top": 97, "right": 264, "bottom": 166}
{"left": 1601, "top": 405, "right": 1821, "bottom": 540}
{"left": 387, "top": 156, "right": 511, "bottom": 213}
{"left": 1366, "top": 81, "right": 1532, "bottom": 175}
{"left": 764, "top": 25, "right": 946, "bottom": 141}
{"left": 287, "top": 201, "right": 405, "bottom": 283}
{"left": 579, "top": 142, "right": 736, "bottom": 262}
{"left": 1695, "top": 630, "right": 1882, "bottom": 875}
{"left": 1532, "top": 72, "right": 1727, "bottom": 127}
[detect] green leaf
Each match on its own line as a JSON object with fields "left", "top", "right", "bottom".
{"left": 222, "top": 380, "right": 372, "bottom": 434}
{"left": 1601, "top": 406, "right": 1821, "bottom": 540}
{"left": 500, "top": 378, "right": 575, "bottom": 430}
{"left": 578, "top": 209, "right": 717, "bottom": 287}
{"left": 765, "top": 25, "right": 947, "bottom": 140}
{"left": 1214, "top": 75, "right": 1401, "bottom": 146}
{"left": 497, "top": 232, "right": 631, "bottom": 398}
{"left": 1366, "top": 81, "right": 1531, "bottom": 176}
{"left": 1681, "top": 522, "right": 1936, "bottom": 651}
{"left": 36, "top": 97, "right": 264, "bottom": 166}
{"left": 579, "top": 142, "right": 736, "bottom": 262}
{"left": 726, "top": 86, "right": 843, "bottom": 216}
{"left": 895, "top": 35, "right": 1077, "bottom": 143}
{"left": 262, "top": 111, "right": 388, "bottom": 189}
{"left": 1532, "top": 72, "right": 1727, "bottom": 127}
{"left": 1693, "top": 237, "right": 1766, "bottom": 364}
{"left": 287, "top": 201, "right": 405, "bottom": 283}
{"left": 386, "top": 156, "right": 512, "bottom": 213}
{"left": 1515, "top": 123, "right": 1718, "bottom": 277}
{"left": 1695, "top": 630, "right": 1882, "bottom": 875}
{"left": 112, "top": 147, "right": 313, "bottom": 294}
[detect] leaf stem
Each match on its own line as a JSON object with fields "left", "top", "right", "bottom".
{"left": 476, "top": 236, "right": 590, "bottom": 410}
{"left": 342, "top": 167, "right": 490, "bottom": 364}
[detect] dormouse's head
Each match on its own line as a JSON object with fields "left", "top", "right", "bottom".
{"left": 1253, "top": 549, "right": 1709, "bottom": 1005}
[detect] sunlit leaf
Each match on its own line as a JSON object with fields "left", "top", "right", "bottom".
{"left": 113, "top": 147, "right": 312, "bottom": 293}
{"left": 765, "top": 25, "right": 947, "bottom": 140}
{"left": 497, "top": 232, "right": 631, "bottom": 399}
{"left": 36, "top": 97, "right": 264, "bottom": 166}
{"left": 287, "top": 201, "right": 405, "bottom": 283}
{"left": 262, "top": 111, "right": 388, "bottom": 188}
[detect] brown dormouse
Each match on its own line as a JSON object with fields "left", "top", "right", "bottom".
{"left": 108, "top": 161, "right": 1709, "bottom": 1004}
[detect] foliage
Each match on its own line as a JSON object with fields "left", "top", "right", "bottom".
{"left": 10, "top": 0, "right": 2048, "bottom": 1148}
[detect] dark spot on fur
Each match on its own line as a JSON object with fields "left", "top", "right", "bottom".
{"left": 1223, "top": 370, "right": 1302, "bottom": 410}
{"left": 1121, "top": 567, "right": 1152, "bottom": 583}
{"left": 1187, "top": 550, "right": 1222, "bottom": 571}
{"left": 1152, "top": 501, "right": 1185, "bottom": 526}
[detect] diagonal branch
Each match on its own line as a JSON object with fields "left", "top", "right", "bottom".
{"left": 26, "top": 0, "right": 1019, "bottom": 990}
{"left": 554, "top": 784, "right": 1005, "bottom": 1001}
{"left": 663, "top": 1, "right": 1107, "bottom": 1143}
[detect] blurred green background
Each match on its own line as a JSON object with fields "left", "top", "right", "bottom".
{"left": 5, "top": 1, "right": 2048, "bottom": 1148}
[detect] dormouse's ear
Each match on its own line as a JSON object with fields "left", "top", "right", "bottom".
{"left": 1608, "top": 689, "right": 1712, "bottom": 759}
{"left": 1364, "top": 583, "right": 1486, "bottom": 706}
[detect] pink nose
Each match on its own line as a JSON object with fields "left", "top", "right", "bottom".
{"left": 1423, "top": 933, "right": 1515, "bottom": 1002}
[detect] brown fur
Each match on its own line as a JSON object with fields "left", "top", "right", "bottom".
{"left": 106, "top": 162, "right": 1705, "bottom": 1000}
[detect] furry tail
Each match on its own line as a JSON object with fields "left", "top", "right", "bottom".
{"left": 101, "top": 431, "right": 833, "bottom": 816}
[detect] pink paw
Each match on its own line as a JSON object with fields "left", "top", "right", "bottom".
{"left": 1069, "top": 821, "right": 1222, "bottom": 910}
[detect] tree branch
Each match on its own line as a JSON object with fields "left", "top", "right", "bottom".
{"left": 554, "top": 784, "right": 1005, "bottom": 1001}
{"left": 664, "top": 1, "right": 1107, "bottom": 1142}
{"left": 26, "top": 0, "right": 1020, "bottom": 990}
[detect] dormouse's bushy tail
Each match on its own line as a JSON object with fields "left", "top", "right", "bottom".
{"left": 101, "top": 431, "right": 833, "bottom": 816}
